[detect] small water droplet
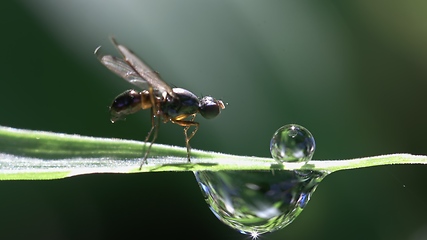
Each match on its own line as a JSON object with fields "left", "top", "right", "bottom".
{"left": 194, "top": 170, "right": 327, "bottom": 235}
{"left": 270, "top": 124, "right": 315, "bottom": 163}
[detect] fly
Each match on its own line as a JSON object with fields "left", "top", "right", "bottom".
{"left": 94, "top": 38, "right": 225, "bottom": 167}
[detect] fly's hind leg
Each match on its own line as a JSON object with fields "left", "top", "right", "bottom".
{"left": 140, "top": 108, "right": 159, "bottom": 169}
{"left": 140, "top": 87, "right": 160, "bottom": 169}
{"left": 171, "top": 115, "right": 199, "bottom": 163}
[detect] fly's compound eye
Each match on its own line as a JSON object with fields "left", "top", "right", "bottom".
{"left": 110, "top": 90, "right": 142, "bottom": 122}
{"left": 199, "top": 96, "right": 225, "bottom": 119}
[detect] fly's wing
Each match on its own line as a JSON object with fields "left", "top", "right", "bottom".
{"left": 94, "top": 46, "right": 149, "bottom": 90}
{"left": 110, "top": 38, "right": 175, "bottom": 99}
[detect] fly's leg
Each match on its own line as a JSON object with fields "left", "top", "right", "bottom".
{"left": 140, "top": 108, "right": 159, "bottom": 169}
{"left": 140, "top": 87, "right": 160, "bottom": 169}
{"left": 172, "top": 115, "right": 199, "bottom": 163}
{"left": 185, "top": 115, "right": 199, "bottom": 142}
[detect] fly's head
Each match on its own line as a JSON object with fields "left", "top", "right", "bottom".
{"left": 199, "top": 96, "right": 225, "bottom": 119}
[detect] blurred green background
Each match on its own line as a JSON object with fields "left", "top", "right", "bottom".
{"left": 1, "top": 1, "right": 427, "bottom": 239}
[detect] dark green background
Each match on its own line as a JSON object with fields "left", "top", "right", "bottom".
{"left": 1, "top": 1, "right": 427, "bottom": 239}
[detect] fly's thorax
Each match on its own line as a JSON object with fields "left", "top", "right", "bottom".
{"left": 172, "top": 88, "right": 199, "bottom": 101}
{"left": 159, "top": 88, "right": 200, "bottom": 119}
{"left": 109, "top": 89, "right": 143, "bottom": 122}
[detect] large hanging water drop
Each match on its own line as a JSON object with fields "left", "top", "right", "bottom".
{"left": 194, "top": 124, "right": 324, "bottom": 236}
{"left": 270, "top": 124, "right": 315, "bottom": 163}
{"left": 194, "top": 170, "right": 327, "bottom": 235}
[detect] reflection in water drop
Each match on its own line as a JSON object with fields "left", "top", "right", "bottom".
{"left": 270, "top": 124, "right": 315, "bottom": 163}
{"left": 194, "top": 170, "right": 327, "bottom": 235}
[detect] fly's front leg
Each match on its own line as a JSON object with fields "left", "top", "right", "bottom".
{"left": 184, "top": 114, "right": 199, "bottom": 141}
{"left": 171, "top": 115, "right": 199, "bottom": 163}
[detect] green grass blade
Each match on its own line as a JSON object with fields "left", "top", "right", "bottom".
{"left": 0, "top": 125, "right": 426, "bottom": 180}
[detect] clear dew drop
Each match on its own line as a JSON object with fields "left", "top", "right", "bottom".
{"left": 194, "top": 170, "right": 327, "bottom": 235}
{"left": 270, "top": 124, "right": 315, "bottom": 163}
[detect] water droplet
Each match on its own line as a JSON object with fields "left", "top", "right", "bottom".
{"left": 194, "top": 170, "right": 327, "bottom": 235}
{"left": 270, "top": 124, "right": 315, "bottom": 163}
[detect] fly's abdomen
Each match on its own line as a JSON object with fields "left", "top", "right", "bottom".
{"left": 110, "top": 90, "right": 142, "bottom": 122}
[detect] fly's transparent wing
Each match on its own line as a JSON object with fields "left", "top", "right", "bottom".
{"left": 110, "top": 38, "right": 175, "bottom": 98}
{"left": 94, "top": 46, "right": 149, "bottom": 90}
